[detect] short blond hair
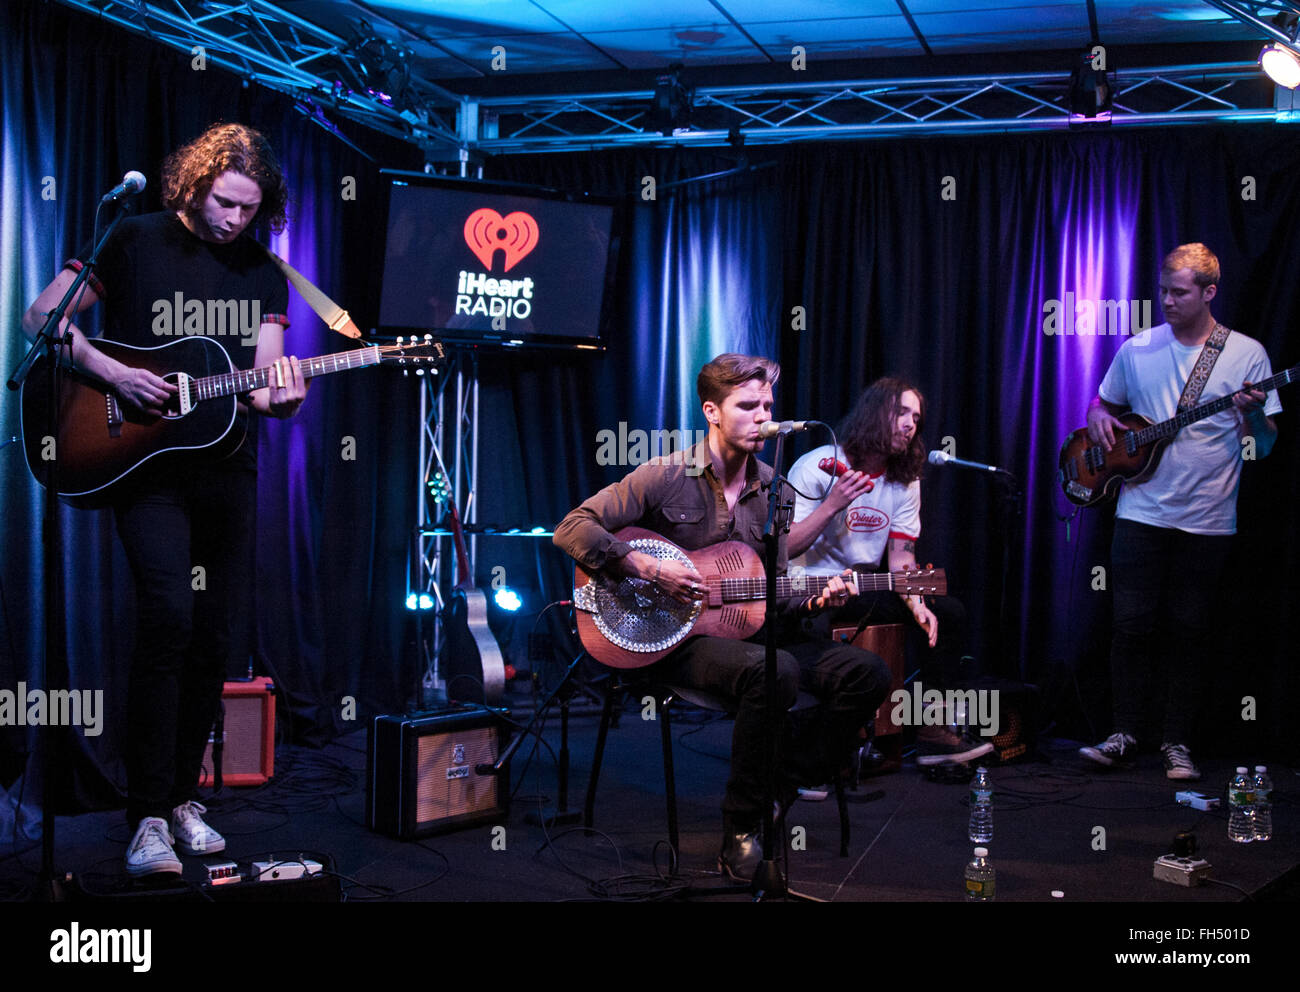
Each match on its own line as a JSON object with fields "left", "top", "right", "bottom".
{"left": 1162, "top": 243, "right": 1220, "bottom": 289}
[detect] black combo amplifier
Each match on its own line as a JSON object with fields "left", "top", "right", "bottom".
{"left": 365, "top": 704, "right": 509, "bottom": 839}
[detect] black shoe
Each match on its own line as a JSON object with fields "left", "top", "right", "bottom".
{"left": 718, "top": 825, "right": 763, "bottom": 883}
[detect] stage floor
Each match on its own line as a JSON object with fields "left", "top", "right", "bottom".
{"left": 2, "top": 697, "right": 1294, "bottom": 906}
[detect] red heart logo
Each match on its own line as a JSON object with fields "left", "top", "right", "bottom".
{"left": 463, "top": 208, "right": 539, "bottom": 272}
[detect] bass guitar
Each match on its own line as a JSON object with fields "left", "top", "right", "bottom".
{"left": 1057, "top": 364, "right": 1296, "bottom": 507}
{"left": 21, "top": 335, "right": 443, "bottom": 505}
{"left": 573, "top": 527, "right": 947, "bottom": 669}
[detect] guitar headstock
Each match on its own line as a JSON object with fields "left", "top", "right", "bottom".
{"left": 378, "top": 335, "right": 446, "bottom": 373}
{"left": 894, "top": 566, "right": 947, "bottom": 597}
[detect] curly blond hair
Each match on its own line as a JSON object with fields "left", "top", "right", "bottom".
{"left": 161, "top": 123, "right": 288, "bottom": 232}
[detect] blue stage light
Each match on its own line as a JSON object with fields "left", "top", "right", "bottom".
{"left": 494, "top": 587, "right": 522, "bottom": 612}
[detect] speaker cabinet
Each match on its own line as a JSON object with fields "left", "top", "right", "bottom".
{"left": 833, "top": 623, "right": 906, "bottom": 768}
{"left": 366, "top": 705, "right": 508, "bottom": 839}
{"left": 200, "top": 677, "right": 276, "bottom": 787}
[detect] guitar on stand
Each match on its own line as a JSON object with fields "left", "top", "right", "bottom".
{"left": 1057, "top": 364, "right": 1298, "bottom": 507}
{"left": 436, "top": 481, "right": 507, "bottom": 706}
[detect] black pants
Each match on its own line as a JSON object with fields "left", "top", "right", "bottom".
{"left": 811, "top": 590, "right": 969, "bottom": 687}
{"left": 1109, "top": 518, "right": 1232, "bottom": 747}
{"left": 659, "top": 627, "right": 891, "bottom": 828}
{"left": 113, "top": 462, "right": 256, "bottom": 828}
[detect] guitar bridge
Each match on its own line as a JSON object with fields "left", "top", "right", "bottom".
{"left": 105, "top": 392, "right": 123, "bottom": 438}
{"left": 1065, "top": 481, "right": 1093, "bottom": 502}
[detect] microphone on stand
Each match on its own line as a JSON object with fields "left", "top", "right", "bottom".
{"left": 100, "top": 171, "right": 147, "bottom": 205}
{"left": 758, "top": 419, "right": 817, "bottom": 439}
{"left": 927, "top": 450, "right": 1009, "bottom": 474}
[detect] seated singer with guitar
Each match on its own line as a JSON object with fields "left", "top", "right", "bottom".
{"left": 21, "top": 124, "right": 308, "bottom": 876}
{"left": 1077, "top": 243, "right": 1280, "bottom": 781}
{"left": 554, "top": 354, "right": 891, "bottom": 882}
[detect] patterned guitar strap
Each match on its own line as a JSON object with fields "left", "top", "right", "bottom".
{"left": 1176, "top": 322, "right": 1232, "bottom": 410}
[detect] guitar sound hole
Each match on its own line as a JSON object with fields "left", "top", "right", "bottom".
{"left": 160, "top": 373, "right": 185, "bottom": 420}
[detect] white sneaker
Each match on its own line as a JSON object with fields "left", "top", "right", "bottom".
{"left": 171, "top": 801, "right": 226, "bottom": 855}
{"left": 125, "top": 817, "right": 181, "bottom": 877}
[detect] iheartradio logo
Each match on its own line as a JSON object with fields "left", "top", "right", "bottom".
{"left": 464, "top": 208, "right": 539, "bottom": 272}
{"left": 846, "top": 508, "right": 889, "bottom": 533}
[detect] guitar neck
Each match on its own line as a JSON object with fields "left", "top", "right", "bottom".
{"left": 194, "top": 346, "right": 381, "bottom": 401}
{"left": 725, "top": 569, "right": 902, "bottom": 601}
{"left": 1135, "top": 363, "right": 1298, "bottom": 446}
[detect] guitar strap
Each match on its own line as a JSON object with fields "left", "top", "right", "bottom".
{"left": 259, "top": 246, "right": 361, "bottom": 340}
{"left": 1176, "top": 322, "right": 1231, "bottom": 410}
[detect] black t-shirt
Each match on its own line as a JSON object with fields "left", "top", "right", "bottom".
{"left": 68, "top": 212, "right": 290, "bottom": 467}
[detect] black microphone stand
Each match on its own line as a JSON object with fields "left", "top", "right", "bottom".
{"left": 7, "top": 199, "right": 132, "bottom": 900}
{"left": 751, "top": 430, "right": 817, "bottom": 901}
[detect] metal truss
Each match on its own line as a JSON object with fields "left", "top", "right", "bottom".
{"left": 408, "top": 350, "right": 477, "bottom": 692}
{"left": 54, "top": 0, "right": 462, "bottom": 151}
{"left": 53, "top": 3, "right": 1295, "bottom": 157}
{"left": 1203, "top": 2, "right": 1300, "bottom": 47}
{"left": 471, "top": 63, "right": 1281, "bottom": 154}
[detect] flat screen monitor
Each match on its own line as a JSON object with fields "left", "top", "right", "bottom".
{"left": 373, "top": 172, "right": 616, "bottom": 350}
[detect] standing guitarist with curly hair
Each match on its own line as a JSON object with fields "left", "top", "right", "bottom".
{"left": 22, "top": 123, "right": 308, "bottom": 876}
{"left": 1078, "top": 243, "right": 1280, "bottom": 781}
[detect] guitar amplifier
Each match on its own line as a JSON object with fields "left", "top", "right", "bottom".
{"left": 199, "top": 677, "right": 276, "bottom": 787}
{"left": 366, "top": 705, "right": 509, "bottom": 839}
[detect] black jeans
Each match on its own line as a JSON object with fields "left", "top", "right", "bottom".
{"left": 658, "top": 627, "right": 891, "bottom": 827}
{"left": 1109, "top": 518, "right": 1232, "bottom": 747}
{"left": 113, "top": 462, "right": 256, "bottom": 827}
{"left": 811, "top": 590, "right": 969, "bottom": 687}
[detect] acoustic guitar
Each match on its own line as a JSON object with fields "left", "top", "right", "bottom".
{"left": 573, "top": 527, "right": 946, "bottom": 669}
{"left": 21, "top": 335, "right": 444, "bottom": 506}
{"left": 437, "top": 492, "right": 507, "bottom": 705}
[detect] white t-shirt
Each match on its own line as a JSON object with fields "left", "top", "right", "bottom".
{"left": 789, "top": 444, "right": 921, "bottom": 570}
{"left": 1098, "top": 323, "right": 1282, "bottom": 535}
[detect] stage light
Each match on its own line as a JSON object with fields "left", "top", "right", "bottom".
{"left": 405, "top": 593, "right": 435, "bottom": 610}
{"left": 1262, "top": 44, "right": 1300, "bottom": 89}
{"left": 1069, "top": 50, "right": 1112, "bottom": 127}
{"left": 494, "top": 587, "right": 522, "bottom": 612}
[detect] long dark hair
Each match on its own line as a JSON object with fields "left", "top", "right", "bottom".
{"left": 839, "top": 377, "right": 926, "bottom": 484}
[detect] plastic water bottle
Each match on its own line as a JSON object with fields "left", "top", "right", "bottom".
{"left": 1227, "top": 766, "right": 1254, "bottom": 843}
{"left": 964, "top": 847, "right": 995, "bottom": 901}
{"left": 1252, "top": 766, "right": 1273, "bottom": 842}
{"left": 969, "top": 766, "right": 993, "bottom": 843}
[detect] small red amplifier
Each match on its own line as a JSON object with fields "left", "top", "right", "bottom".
{"left": 199, "top": 677, "right": 276, "bottom": 787}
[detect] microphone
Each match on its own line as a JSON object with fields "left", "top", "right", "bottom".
{"left": 758, "top": 419, "right": 813, "bottom": 439}
{"left": 100, "top": 170, "right": 147, "bottom": 205}
{"left": 928, "top": 450, "right": 1007, "bottom": 474}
